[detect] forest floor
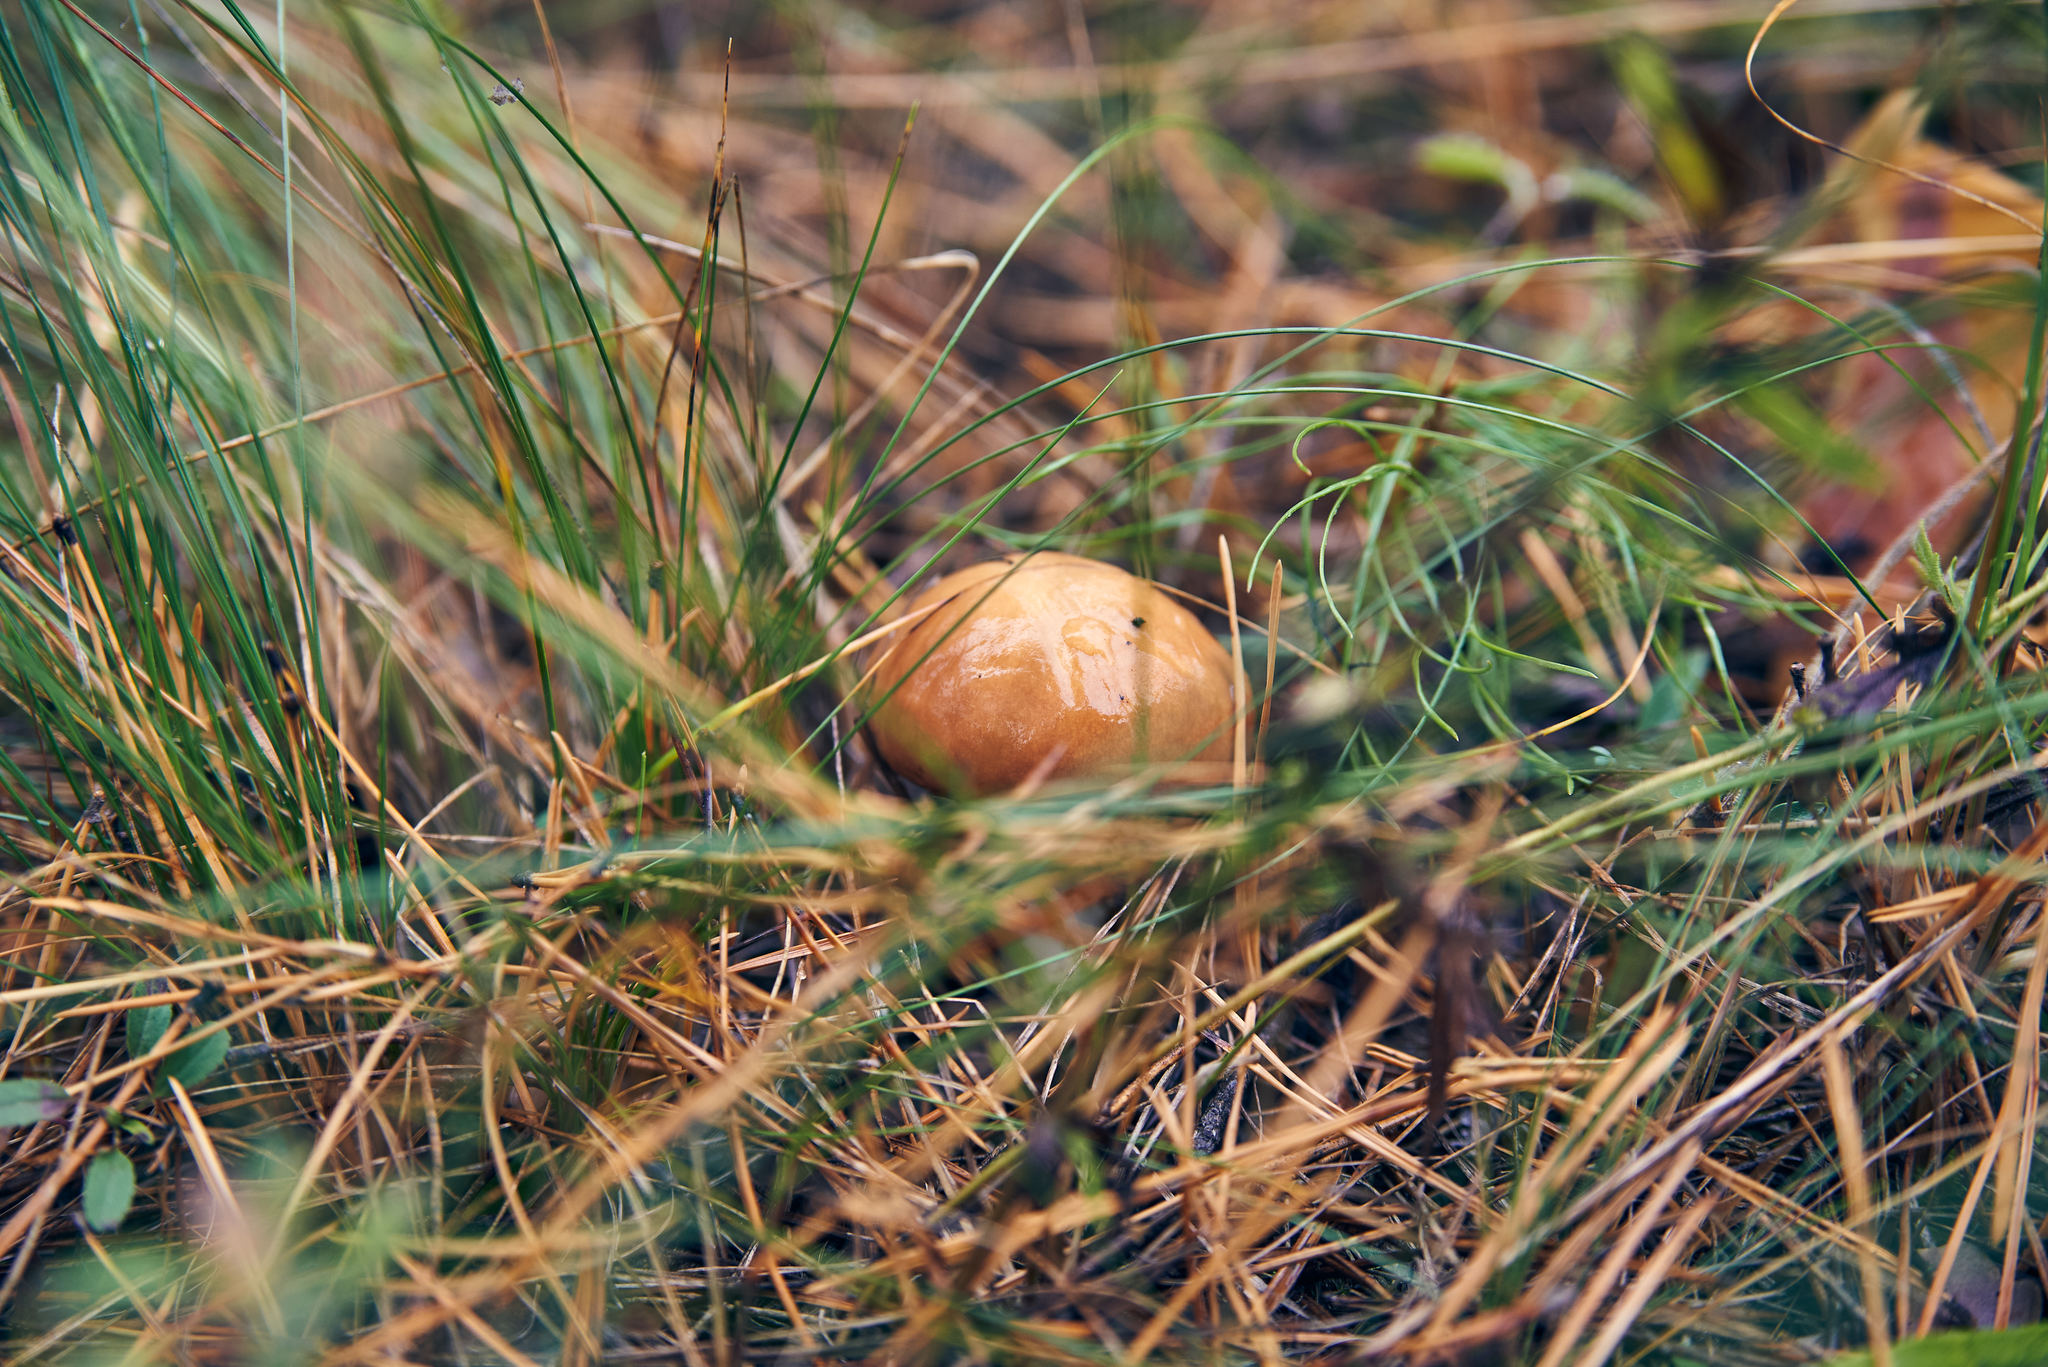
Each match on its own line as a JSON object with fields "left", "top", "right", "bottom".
{"left": 0, "top": 1, "right": 2045, "bottom": 1363}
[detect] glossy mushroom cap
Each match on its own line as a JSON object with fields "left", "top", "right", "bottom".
{"left": 866, "top": 552, "right": 1239, "bottom": 795}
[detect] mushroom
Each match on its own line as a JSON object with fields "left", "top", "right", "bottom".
{"left": 865, "top": 552, "right": 1240, "bottom": 795}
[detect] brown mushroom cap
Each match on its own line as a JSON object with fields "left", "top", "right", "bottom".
{"left": 865, "top": 552, "right": 1239, "bottom": 795}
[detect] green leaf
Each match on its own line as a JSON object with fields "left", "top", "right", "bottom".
{"left": 1417, "top": 133, "right": 1519, "bottom": 187}
{"left": 81, "top": 1150, "right": 136, "bottom": 1233}
{"left": 1913, "top": 522, "right": 1943, "bottom": 592}
{"left": 126, "top": 1002, "right": 171, "bottom": 1060}
{"left": 1641, "top": 649, "right": 1708, "bottom": 732}
{"left": 165, "top": 1030, "right": 230, "bottom": 1090}
{"left": 1543, "top": 166, "right": 1659, "bottom": 223}
{"left": 1416, "top": 134, "right": 1537, "bottom": 216}
{"left": 0, "top": 1079, "right": 68, "bottom": 1127}
{"left": 1612, "top": 35, "right": 1723, "bottom": 222}
{"left": 1737, "top": 383, "right": 1873, "bottom": 486}
{"left": 1821, "top": 1323, "right": 2048, "bottom": 1367}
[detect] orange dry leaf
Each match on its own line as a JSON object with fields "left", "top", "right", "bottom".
{"left": 1779, "top": 92, "right": 2038, "bottom": 562}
